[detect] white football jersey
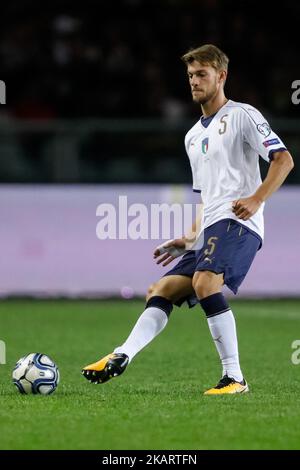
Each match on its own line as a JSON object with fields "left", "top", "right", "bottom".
{"left": 185, "top": 99, "right": 287, "bottom": 241}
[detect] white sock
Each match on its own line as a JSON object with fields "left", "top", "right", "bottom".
{"left": 207, "top": 309, "right": 243, "bottom": 382}
{"left": 114, "top": 307, "right": 168, "bottom": 363}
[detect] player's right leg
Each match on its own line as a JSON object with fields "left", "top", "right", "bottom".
{"left": 82, "top": 274, "right": 194, "bottom": 384}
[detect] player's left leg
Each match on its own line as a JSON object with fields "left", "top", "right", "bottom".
{"left": 192, "top": 218, "right": 261, "bottom": 395}
{"left": 193, "top": 270, "right": 248, "bottom": 395}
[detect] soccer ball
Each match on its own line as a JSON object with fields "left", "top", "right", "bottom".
{"left": 12, "top": 353, "right": 60, "bottom": 395}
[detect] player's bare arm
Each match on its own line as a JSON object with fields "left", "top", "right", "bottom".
{"left": 232, "top": 150, "right": 294, "bottom": 221}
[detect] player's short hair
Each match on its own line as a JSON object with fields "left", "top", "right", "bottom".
{"left": 181, "top": 44, "right": 229, "bottom": 72}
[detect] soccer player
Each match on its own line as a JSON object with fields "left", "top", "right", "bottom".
{"left": 82, "top": 44, "right": 294, "bottom": 394}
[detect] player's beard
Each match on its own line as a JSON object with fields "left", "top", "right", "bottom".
{"left": 192, "top": 82, "right": 218, "bottom": 105}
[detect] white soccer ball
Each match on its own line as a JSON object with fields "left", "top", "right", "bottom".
{"left": 12, "top": 353, "right": 60, "bottom": 395}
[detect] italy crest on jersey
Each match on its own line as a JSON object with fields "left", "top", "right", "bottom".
{"left": 202, "top": 137, "right": 209, "bottom": 154}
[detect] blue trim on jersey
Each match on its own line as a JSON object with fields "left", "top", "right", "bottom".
{"left": 200, "top": 112, "right": 217, "bottom": 128}
{"left": 193, "top": 189, "right": 201, "bottom": 193}
{"left": 268, "top": 147, "right": 287, "bottom": 161}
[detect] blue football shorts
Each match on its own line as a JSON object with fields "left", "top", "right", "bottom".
{"left": 163, "top": 218, "right": 262, "bottom": 307}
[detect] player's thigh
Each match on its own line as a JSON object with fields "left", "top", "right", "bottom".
{"left": 146, "top": 275, "right": 194, "bottom": 303}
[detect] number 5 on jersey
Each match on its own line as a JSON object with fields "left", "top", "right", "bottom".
{"left": 219, "top": 114, "right": 228, "bottom": 135}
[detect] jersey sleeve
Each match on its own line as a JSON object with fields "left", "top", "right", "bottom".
{"left": 191, "top": 165, "right": 201, "bottom": 193}
{"left": 241, "top": 106, "right": 287, "bottom": 162}
{"left": 185, "top": 137, "right": 201, "bottom": 192}
{"left": 189, "top": 159, "right": 201, "bottom": 193}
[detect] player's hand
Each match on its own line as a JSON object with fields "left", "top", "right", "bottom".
{"left": 153, "top": 238, "right": 187, "bottom": 267}
{"left": 232, "top": 196, "right": 263, "bottom": 221}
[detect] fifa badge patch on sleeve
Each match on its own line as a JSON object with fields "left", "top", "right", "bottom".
{"left": 263, "top": 138, "right": 280, "bottom": 148}
{"left": 257, "top": 123, "right": 271, "bottom": 137}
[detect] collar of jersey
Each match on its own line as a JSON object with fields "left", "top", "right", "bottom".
{"left": 200, "top": 99, "right": 231, "bottom": 129}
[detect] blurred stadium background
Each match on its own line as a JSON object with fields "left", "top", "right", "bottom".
{"left": 0, "top": 0, "right": 299, "bottom": 299}
{"left": 1, "top": 0, "right": 300, "bottom": 452}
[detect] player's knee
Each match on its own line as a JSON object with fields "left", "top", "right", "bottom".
{"left": 146, "top": 279, "right": 175, "bottom": 302}
{"left": 145, "top": 280, "right": 174, "bottom": 318}
{"left": 146, "top": 283, "right": 157, "bottom": 301}
{"left": 192, "top": 271, "right": 222, "bottom": 299}
{"left": 192, "top": 276, "right": 211, "bottom": 299}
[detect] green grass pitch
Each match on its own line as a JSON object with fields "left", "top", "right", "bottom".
{"left": 0, "top": 298, "right": 300, "bottom": 450}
